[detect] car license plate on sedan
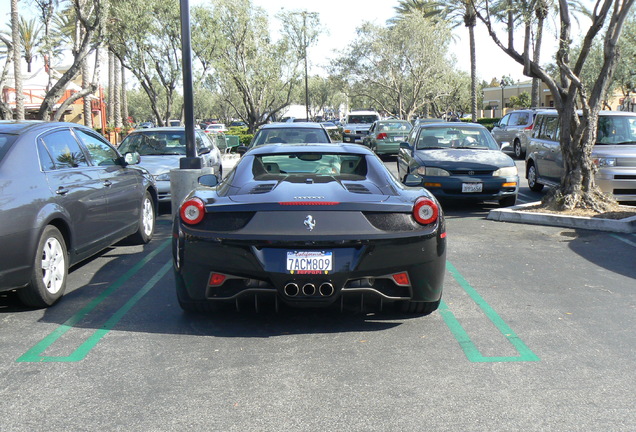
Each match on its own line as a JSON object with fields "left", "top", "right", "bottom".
{"left": 462, "top": 182, "right": 483, "bottom": 193}
{"left": 287, "top": 251, "right": 333, "bottom": 274}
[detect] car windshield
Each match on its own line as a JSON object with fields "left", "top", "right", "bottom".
{"left": 416, "top": 127, "right": 499, "bottom": 150}
{"left": 0, "top": 133, "right": 18, "bottom": 162}
{"left": 252, "top": 153, "right": 367, "bottom": 179}
{"left": 252, "top": 128, "right": 330, "bottom": 145}
{"left": 119, "top": 131, "right": 188, "bottom": 155}
{"left": 597, "top": 115, "right": 636, "bottom": 144}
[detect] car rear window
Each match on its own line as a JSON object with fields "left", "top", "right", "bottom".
{"left": 347, "top": 115, "right": 379, "bottom": 124}
{"left": 252, "top": 153, "right": 367, "bottom": 178}
{"left": 0, "top": 134, "right": 18, "bottom": 163}
{"left": 119, "top": 132, "right": 187, "bottom": 155}
{"left": 252, "top": 128, "right": 330, "bottom": 146}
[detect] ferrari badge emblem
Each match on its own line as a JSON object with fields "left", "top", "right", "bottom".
{"left": 304, "top": 215, "right": 316, "bottom": 231}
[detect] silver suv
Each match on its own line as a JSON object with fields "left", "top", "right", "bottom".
{"left": 342, "top": 110, "right": 381, "bottom": 143}
{"left": 525, "top": 110, "right": 636, "bottom": 202}
{"left": 491, "top": 109, "right": 543, "bottom": 159}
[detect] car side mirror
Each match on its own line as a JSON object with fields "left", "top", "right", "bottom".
{"left": 198, "top": 174, "right": 219, "bottom": 187}
{"left": 499, "top": 141, "right": 511, "bottom": 151}
{"left": 399, "top": 142, "right": 412, "bottom": 150}
{"left": 237, "top": 145, "right": 248, "bottom": 156}
{"left": 404, "top": 174, "right": 423, "bottom": 187}
{"left": 124, "top": 152, "right": 140, "bottom": 165}
{"left": 198, "top": 147, "right": 211, "bottom": 155}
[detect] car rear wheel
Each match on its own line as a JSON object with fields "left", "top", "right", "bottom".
{"left": 18, "top": 226, "right": 68, "bottom": 308}
{"left": 513, "top": 139, "right": 525, "bottom": 159}
{"left": 129, "top": 191, "right": 155, "bottom": 244}
{"left": 398, "top": 299, "right": 440, "bottom": 316}
{"left": 527, "top": 163, "right": 544, "bottom": 192}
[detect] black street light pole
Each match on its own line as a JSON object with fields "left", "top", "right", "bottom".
{"left": 179, "top": 0, "right": 201, "bottom": 169}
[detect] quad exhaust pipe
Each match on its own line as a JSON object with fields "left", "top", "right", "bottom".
{"left": 283, "top": 281, "right": 336, "bottom": 297}
{"left": 319, "top": 282, "right": 335, "bottom": 297}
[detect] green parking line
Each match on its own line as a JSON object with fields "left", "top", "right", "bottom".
{"left": 441, "top": 261, "right": 540, "bottom": 363}
{"left": 17, "top": 240, "right": 171, "bottom": 363}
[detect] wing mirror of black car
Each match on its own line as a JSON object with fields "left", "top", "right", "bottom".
{"left": 124, "top": 152, "right": 141, "bottom": 165}
{"left": 404, "top": 173, "right": 423, "bottom": 187}
{"left": 198, "top": 174, "right": 219, "bottom": 187}
{"left": 198, "top": 147, "right": 211, "bottom": 155}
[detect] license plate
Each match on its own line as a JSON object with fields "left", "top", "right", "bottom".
{"left": 462, "top": 183, "right": 483, "bottom": 193}
{"left": 287, "top": 251, "right": 333, "bottom": 274}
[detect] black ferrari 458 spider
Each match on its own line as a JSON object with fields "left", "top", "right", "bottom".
{"left": 173, "top": 143, "right": 446, "bottom": 315}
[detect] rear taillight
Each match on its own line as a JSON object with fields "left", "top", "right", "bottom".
{"left": 376, "top": 132, "right": 388, "bottom": 140}
{"left": 180, "top": 198, "right": 205, "bottom": 225}
{"left": 413, "top": 197, "right": 438, "bottom": 225}
{"left": 525, "top": 124, "right": 533, "bottom": 130}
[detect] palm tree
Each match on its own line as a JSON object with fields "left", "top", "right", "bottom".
{"left": 11, "top": 0, "right": 24, "bottom": 120}
{"left": 33, "top": 0, "right": 61, "bottom": 92}
{"left": 392, "top": 0, "right": 480, "bottom": 122}
{"left": 19, "top": 17, "right": 42, "bottom": 73}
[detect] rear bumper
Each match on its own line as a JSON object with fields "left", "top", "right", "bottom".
{"left": 174, "top": 233, "right": 446, "bottom": 307}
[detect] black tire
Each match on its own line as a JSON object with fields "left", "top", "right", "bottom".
{"left": 129, "top": 191, "right": 155, "bottom": 244}
{"left": 513, "top": 139, "right": 525, "bottom": 159}
{"left": 398, "top": 299, "right": 440, "bottom": 316}
{"left": 527, "top": 163, "right": 544, "bottom": 192}
{"left": 499, "top": 195, "right": 517, "bottom": 207}
{"left": 18, "top": 226, "right": 68, "bottom": 308}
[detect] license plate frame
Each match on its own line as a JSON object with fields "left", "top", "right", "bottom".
{"left": 287, "top": 251, "right": 333, "bottom": 274}
{"left": 462, "top": 182, "right": 483, "bottom": 193}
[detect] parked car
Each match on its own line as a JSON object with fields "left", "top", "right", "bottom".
{"left": 0, "top": 121, "right": 157, "bottom": 307}
{"left": 397, "top": 122, "right": 519, "bottom": 207}
{"left": 173, "top": 143, "right": 446, "bottom": 315}
{"left": 525, "top": 110, "right": 636, "bottom": 202}
{"left": 491, "top": 108, "right": 543, "bottom": 159}
{"left": 342, "top": 110, "right": 381, "bottom": 143}
{"left": 237, "top": 122, "right": 331, "bottom": 155}
{"left": 118, "top": 127, "right": 222, "bottom": 203}
{"left": 362, "top": 119, "right": 412, "bottom": 156}
{"left": 204, "top": 123, "right": 228, "bottom": 134}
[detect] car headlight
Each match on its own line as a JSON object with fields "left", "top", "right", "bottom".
{"left": 417, "top": 166, "right": 450, "bottom": 176}
{"left": 492, "top": 166, "right": 518, "bottom": 177}
{"left": 155, "top": 173, "right": 171, "bottom": 181}
{"left": 593, "top": 157, "right": 617, "bottom": 167}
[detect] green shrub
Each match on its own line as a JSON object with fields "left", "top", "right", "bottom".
{"left": 228, "top": 126, "right": 253, "bottom": 145}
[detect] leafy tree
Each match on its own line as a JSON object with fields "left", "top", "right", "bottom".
{"left": 509, "top": 91, "right": 532, "bottom": 108}
{"left": 108, "top": 0, "right": 183, "bottom": 126}
{"left": 19, "top": 17, "right": 42, "bottom": 73}
{"left": 193, "top": 0, "right": 303, "bottom": 132}
{"left": 476, "top": 0, "right": 636, "bottom": 212}
{"left": 331, "top": 14, "right": 455, "bottom": 120}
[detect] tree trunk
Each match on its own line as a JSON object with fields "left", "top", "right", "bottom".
{"left": 121, "top": 64, "right": 129, "bottom": 127}
{"left": 108, "top": 49, "right": 115, "bottom": 127}
{"left": 468, "top": 24, "right": 477, "bottom": 122}
{"left": 82, "top": 57, "right": 92, "bottom": 127}
{"left": 114, "top": 55, "right": 121, "bottom": 128}
{"left": 531, "top": 19, "right": 544, "bottom": 107}
{"left": 11, "top": 0, "right": 24, "bottom": 120}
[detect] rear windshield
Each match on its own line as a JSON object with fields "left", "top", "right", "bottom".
{"left": 252, "top": 128, "right": 330, "bottom": 146}
{"left": 347, "top": 115, "right": 379, "bottom": 124}
{"left": 252, "top": 153, "right": 367, "bottom": 179}
{"left": 0, "top": 134, "right": 18, "bottom": 163}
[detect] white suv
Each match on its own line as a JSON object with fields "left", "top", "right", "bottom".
{"left": 342, "top": 110, "right": 381, "bottom": 143}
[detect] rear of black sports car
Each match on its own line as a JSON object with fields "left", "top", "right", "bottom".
{"left": 172, "top": 145, "right": 446, "bottom": 315}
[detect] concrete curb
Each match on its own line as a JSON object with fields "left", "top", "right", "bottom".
{"left": 487, "top": 202, "right": 636, "bottom": 233}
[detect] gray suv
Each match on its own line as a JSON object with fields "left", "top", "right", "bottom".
{"left": 525, "top": 110, "right": 636, "bottom": 202}
{"left": 491, "top": 109, "right": 543, "bottom": 159}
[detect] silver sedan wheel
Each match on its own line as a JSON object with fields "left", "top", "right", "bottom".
{"left": 41, "top": 236, "right": 66, "bottom": 295}
{"left": 141, "top": 196, "right": 155, "bottom": 238}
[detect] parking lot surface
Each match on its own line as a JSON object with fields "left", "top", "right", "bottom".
{"left": 1, "top": 159, "right": 634, "bottom": 431}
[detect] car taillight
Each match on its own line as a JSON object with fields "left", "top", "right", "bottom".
{"left": 180, "top": 198, "right": 205, "bottom": 225}
{"left": 525, "top": 124, "right": 533, "bottom": 130}
{"left": 413, "top": 197, "right": 438, "bottom": 225}
{"left": 376, "top": 132, "right": 388, "bottom": 140}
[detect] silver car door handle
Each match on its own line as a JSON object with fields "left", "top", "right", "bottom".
{"left": 103, "top": 180, "right": 113, "bottom": 187}
{"left": 56, "top": 187, "right": 69, "bottom": 195}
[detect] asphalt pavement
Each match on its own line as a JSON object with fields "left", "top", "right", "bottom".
{"left": 0, "top": 156, "right": 634, "bottom": 431}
